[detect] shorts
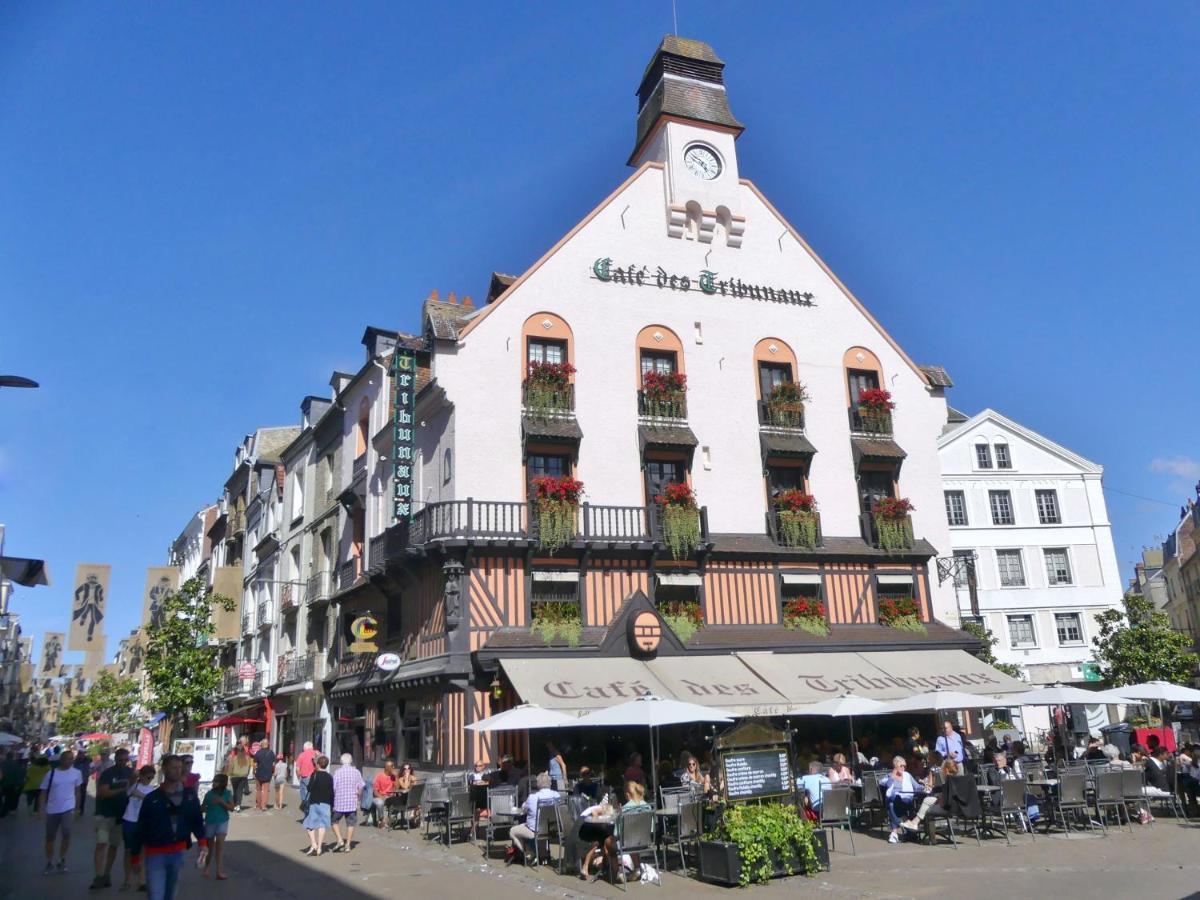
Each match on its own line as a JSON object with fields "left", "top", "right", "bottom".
{"left": 95, "top": 815, "right": 124, "bottom": 847}
{"left": 303, "top": 802, "right": 331, "bottom": 830}
{"left": 122, "top": 820, "right": 142, "bottom": 857}
{"left": 272, "top": 777, "right": 286, "bottom": 786}
{"left": 45, "top": 811, "right": 73, "bottom": 841}
{"left": 331, "top": 809, "right": 357, "bottom": 826}
{"left": 205, "top": 821, "right": 229, "bottom": 838}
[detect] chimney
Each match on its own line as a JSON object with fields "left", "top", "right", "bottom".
{"left": 447, "top": 291, "right": 457, "bottom": 305}
{"left": 462, "top": 295, "right": 474, "bottom": 308}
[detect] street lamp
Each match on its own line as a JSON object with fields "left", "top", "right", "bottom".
{"left": 0, "top": 376, "right": 38, "bottom": 389}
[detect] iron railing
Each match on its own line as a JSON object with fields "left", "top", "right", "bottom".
{"left": 353, "top": 453, "right": 367, "bottom": 481}
{"left": 637, "top": 389, "right": 688, "bottom": 420}
{"left": 256, "top": 601, "right": 272, "bottom": 629}
{"left": 368, "top": 533, "right": 387, "bottom": 571}
{"left": 766, "top": 509, "right": 823, "bottom": 549}
{"left": 849, "top": 408, "right": 893, "bottom": 436}
{"left": 338, "top": 560, "right": 359, "bottom": 591}
{"left": 758, "top": 399, "right": 805, "bottom": 429}
{"left": 522, "top": 381, "right": 575, "bottom": 417}
{"left": 277, "top": 652, "right": 315, "bottom": 684}
{"left": 307, "top": 570, "right": 332, "bottom": 604}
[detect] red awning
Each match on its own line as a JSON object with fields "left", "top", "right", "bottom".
{"left": 197, "top": 715, "right": 265, "bottom": 729}
{"left": 80, "top": 732, "right": 111, "bottom": 741}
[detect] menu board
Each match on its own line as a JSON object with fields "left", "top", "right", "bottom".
{"left": 721, "top": 747, "right": 793, "bottom": 801}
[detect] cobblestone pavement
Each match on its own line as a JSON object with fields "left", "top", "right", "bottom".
{"left": 3, "top": 792, "right": 1199, "bottom": 899}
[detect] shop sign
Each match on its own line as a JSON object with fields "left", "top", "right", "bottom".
{"left": 349, "top": 615, "right": 379, "bottom": 653}
{"left": 238, "top": 662, "right": 256, "bottom": 680}
{"left": 391, "top": 348, "right": 417, "bottom": 521}
{"left": 376, "top": 652, "right": 402, "bottom": 672}
{"left": 592, "top": 257, "right": 815, "bottom": 307}
{"left": 628, "top": 610, "right": 662, "bottom": 658}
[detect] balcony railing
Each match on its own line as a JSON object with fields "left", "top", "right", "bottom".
{"left": 758, "top": 399, "right": 805, "bottom": 430}
{"left": 637, "top": 390, "right": 688, "bottom": 420}
{"left": 353, "top": 453, "right": 367, "bottom": 481}
{"left": 338, "top": 560, "right": 360, "bottom": 591}
{"left": 860, "top": 511, "right": 915, "bottom": 552}
{"left": 522, "top": 381, "right": 575, "bottom": 417}
{"left": 220, "top": 669, "right": 245, "bottom": 694}
{"left": 368, "top": 533, "right": 387, "bottom": 572}
{"left": 849, "top": 407, "right": 893, "bottom": 436}
{"left": 256, "top": 601, "right": 273, "bottom": 629}
{"left": 240, "top": 614, "right": 251, "bottom": 635}
{"left": 390, "top": 499, "right": 709, "bottom": 554}
{"left": 280, "top": 583, "right": 296, "bottom": 610}
{"left": 307, "top": 570, "right": 332, "bottom": 605}
{"left": 277, "top": 651, "right": 315, "bottom": 685}
{"left": 767, "top": 509, "right": 823, "bottom": 549}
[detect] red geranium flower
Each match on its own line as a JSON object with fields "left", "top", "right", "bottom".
{"left": 531, "top": 475, "right": 584, "bottom": 505}
{"left": 654, "top": 482, "right": 697, "bottom": 509}
{"left": 858, "top": 388, "right": 895, "bottom": 412}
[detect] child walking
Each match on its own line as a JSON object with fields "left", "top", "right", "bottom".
{"left": 202, "top": 774, "right": 235, "bottom": 880}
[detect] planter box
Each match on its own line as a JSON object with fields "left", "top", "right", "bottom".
{"left": 696, "top": 840, "right": 810, "bottom": 886}
{"left": 987, "top": 728, "right": 1021, "bottom": 744}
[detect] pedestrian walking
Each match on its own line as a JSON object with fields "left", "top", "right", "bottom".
{"left": 39, "top": 750, "right": 84, "bottom": 875}
{"left": 302, "top": 755, "right": 333, "bottom": 856}
{"left": 225, "top": 745, "right": 251, "bottom": 811}
{"left": 0, "top": 751, "right": 24, "bottom": 816}
{"left": 136, "top": 754, "right": 207, "bottom": 900}
{"left": 272, "top": 753, "right": 289, "bottom": 809}
{"left": 74, "top": 748, "right": 92, "bottom": 814}
{"left": 90, "top": 746, "right": 132, "bottom": 890}
{"left": 295, "top": 741, "right": 316, "bottom": 810}
{"left": 23, "top": 756, "right": 49, "bottom": 813}
{"left": 121, "top": 765, "right": 156, "bottom": 892}
{"left": 330, "top": 753, "right": 364, "bottom": 852}
{"left": 201, "top": 774, "right": 234, "bottom": 880}
{"left": 181, "top": 755, "right": 200, "bottom": 792}
{"left": 252, "top": 740, "right": 275, "bottom": 811}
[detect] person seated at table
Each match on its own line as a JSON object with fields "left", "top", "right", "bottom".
{"left": 827, "top": 753, "right": 852, "bottom": 784}
{"left": 884, "top": 755, "right": 919, "bottom": 844}
{"left": 799, "top": 760, "right": 832, "bottom": 813}
{"left": 1177, "top": 745, "right": 1200, "bottom": 812}
{"left": 574, "top": 766, "right": 601, "bottom": 800}
{"left": 900, "top": 757, "right": 958, "bottom": 832}
{"left": 1101, "top": 744, "right": 1131, "bottom": 769}
{"left": 370, "top": 760, "right": 400, "bottom": 828}
{"left": 601, "top": 780, "right": 653, "bottom": 883}
{"left": 623, "top": 753, "right": 646, "bottom": 787}
{"left": 507, "top": 772, "right": 559, "bottom": 865}
{"left": 578, "top": 793, "right": 614, "bottom": 880}
{"left": 983, "top": 736, "right": 1000, "bottom": 760}
{"left": 679, "top": 752, "right": 712, "bottom": 796}
{"left": 988, "top": 751, "right": 1020, "bottom": 784}
{"left": 1084, "top": 736, "right": 1107, "bottom": 762}
{"left": 1143, "top": 747, "right": 1172, "bottom": 798}
{"left": 470, "top": 758, "right": 491, "bottom": 785}
{"left": 487, "top": 755, "right": 522, "bottom": 787}
{"left": 905, "top": 727, "right": 928, "bottom": 759}
{"left": 919, "top": 750, "right": 943, "bottom": 791}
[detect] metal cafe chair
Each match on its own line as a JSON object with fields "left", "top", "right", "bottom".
{"left": 975, "top": 763, "right": 996, "bottom": 787}
{"left": 1121, "top": 769, "right": 1150, "bottom": 827}
{"left": 422, "top": 780, "right": 450, "bottom": 839}
{"left": 611, "top": 809, "right": 659, "bottom": 891}
{"left": 483, "top": 787, "right": 517, "bottom": 858}
{"left": 995, "top": 778, "right": 1034, "bottom": 845}
{"left": 1094, "top": 771, "right": 1130, "bottom": 834}
{"left": 553, "top": 800, "right": 578, "bottom": 875}
{"left": 394, "top": 781, "right": 424, "bottom": 831}
{"left": 857, "top": 774, "right": 885, "bottom": 834}
{"left": 523, "top": 800, "right": 557, "bottom": 867}
{"left": 444, "top": 789, "right": 475, "bottom": 845}
{"left": 663, "top": 800, "right": 703, "bottom": 876}
{"left": 1053, "top": 773, "right": 1094, "bottom": 836}
{"left": 1146, "top": 763, "right": 1190, "bottom": 823}
{"left": 819, "top": 786, "right": 855, "bottom": 856}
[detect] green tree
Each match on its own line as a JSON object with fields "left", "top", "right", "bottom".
{"left": 144, "top": 576, "right": 235, "bottom": 741}
{"left": 962, "top": 620, "right": 1024, "bottom": 680}
{"left": 1093, "top": 592, "right": 1198, "bottom": 686}
{"left": 56, "top": 671, "right": 141, "bottom": 735}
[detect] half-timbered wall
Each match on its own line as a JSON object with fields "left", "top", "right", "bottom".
{"left": 585, "top": 558, "right": 650, "bottom": 626}
{"left": 401, "top": 564, "right": 446, "bottom": 659}
{"left": 703, "top": 560, "right": 776, "bottom": 624}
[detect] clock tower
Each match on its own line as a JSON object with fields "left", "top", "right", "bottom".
{"left": 628, "top": 36, "right": 747, "bottom": 248}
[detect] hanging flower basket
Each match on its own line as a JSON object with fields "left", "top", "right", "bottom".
{"left": 642, "top": 370, "right": 687, "bottom": 418}
{"left": 774, "top": 490, "right": 819, "bottom": 549}
{"left": 857, "top": 388, "right": 895, "bottom": 433}
{"left": 525, "top": 361, "right": 575, "bottom": 416}
{"left": 531, "top": 475, "right": 584, "bottom": 552}
{"left": 660, "top": 598, "right": 703, "bottom": 643}
{"left": 655, "top": 482, "right": 701, "bottom": 559}
{"left": 782, "top": 598, "right": 829, "bottom": 636}
{"left": 530, "top": 602, "right": 583, "bottom": 647}
{"left": 878, "top": 596, "right": 924, "bottom": 633}
{"left": 767, "top": 381, "right": 809, "bottom": 427}
{"left": 872, "top": 497, "right": 914, "bottom": 553}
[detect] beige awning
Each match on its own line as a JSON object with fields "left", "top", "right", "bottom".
{"left": 876, "top": 574, "right": 914, "bottom": 586}
{"left": 644, "top": 656, "right": 790, "bottom": 715}
{"left": 657, "top": 573, "right": 702, "bottom": 587}
{"left": 499, "top": 658, "right": 671, "bottom": 716}
{"left": 531, "top": 571, "right": 580, "bottom": 583}
{"left": 780, "top": 573, "right": 822, "bottom": 586}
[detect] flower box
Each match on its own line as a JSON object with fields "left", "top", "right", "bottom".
{"left": 524, "top": 361, "right": 575, "bottom": 416}
{"left": 697, "top": 841, "right": 810, "bottom": 886}
{"left": 696, "top": 805, "right": 821, "bottom": 886}
{"left": 660, "top": 599, "right": 703, "bottom": 643}
{"left": 655, "top": 483, "right": 700, "bottom": 559}
{"left": 531, "top": 476, "right": 583, "bottom": 552}
{"left": 530, "top": 602, "right": 582, "bottom": 647}
{"left": 641, "top": 371, "right": 687, "bottom": 419}
{"left": 783, "top": 598, "right": 829, "bottom": 636}
{"left": 774, "top": 491, "right": 819, "bottom": 549}
{"left": 766, "top": 381, "right": 809, "bottom": 428}
{"left": 871, "top": 497, "right": 914, "bottom": 553}
{"left": 878, "top": 595, "right": 925, "bottom": 633}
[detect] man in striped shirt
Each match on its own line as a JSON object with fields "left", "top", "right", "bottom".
{"left": 330, "top": 754, "right": 365, "bottom": 853}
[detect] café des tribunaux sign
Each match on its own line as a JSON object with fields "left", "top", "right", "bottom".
{"left": 591, "top": 257, "right": 816, "bottom": 308}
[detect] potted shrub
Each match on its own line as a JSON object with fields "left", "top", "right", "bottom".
{"left": 774, "top": 490, "right": 820, "bottom": 549}
{"left": 986, "top": 719, "right": 1021, "bottom": 745}
{"left": 782, "top": 597, "right": 829, "bottom": 636}
{"left": 857, "top": 387, "right": 895, "bottom": 433}
{"left": 878, "top": 595, "right": 925, "bottom": 633}
{"left": 530, "top": 602, "right": 582, "bottom": 647}
{"left": 767, "top": 381, "right": 809, "bottom": 427}
{"left": 697, "top": 802, "right": 821, "bottom": 886}
{"left": 530, "top": 475, "right": 583, "bottom": 552}
{"left": 641, "top": 370, "right": 687, "bottom": 418}
{"left": 872, "top": 496, "right": 914, "bottom": 553}
{"left": 654, "top": 482, "right": 701, "bottom": 559}
{"left": 660, "top": 598, "right": 703, "bottom": 643}
{"left": 524, "top": 360, "right": 575, "bottom": 416}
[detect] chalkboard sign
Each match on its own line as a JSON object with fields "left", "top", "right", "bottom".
{"left": 721, "top": 747, "right": 793, "bottom": 802}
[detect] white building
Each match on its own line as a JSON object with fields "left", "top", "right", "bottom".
{"left": 938, "top": 408, "right": 1124, "bottom": 690}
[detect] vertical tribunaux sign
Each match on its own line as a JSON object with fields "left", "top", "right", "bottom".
{"left": 392, "top": 347, "right": 417, "bottom": 520}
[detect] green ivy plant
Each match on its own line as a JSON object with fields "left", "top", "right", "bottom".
{"left": 530, "top": 602, "right": 582, "bottom": 647}
{"left": 716, "top": 803, "right": 819, "bottom": 886}
{"left": 661, "top": 505, "right": 701, "bottom": 559}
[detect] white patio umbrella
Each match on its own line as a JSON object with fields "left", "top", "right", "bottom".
{"left": 465, "top": 704, "right": 574, "bottom": 772}
{"left": 877, "top": 689, "right": 1007, "bottom": 763}
{"left": 787, "top": 693, "right": 887, "bottom": 767}
{"left": 566, "top": 695, "right": 735, "bottom": 795}
{"left": 1006, "top": 684, "right": 1132, "bottom": 761}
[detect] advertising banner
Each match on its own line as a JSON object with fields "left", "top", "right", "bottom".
{"left": 142, "top": 566, "right": 179, "bottom": 629}
{"left": 211, "top": 566, "right": 243, "bottom": 641}
{"left": 69, "top": 563, "right": 110, "bottom": 651}
{"left": 40, "top": 632, "right": 65, "bottom": 677}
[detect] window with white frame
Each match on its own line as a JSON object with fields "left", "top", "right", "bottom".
{"left": 996, "top": 549, "right": 1026, "bottom": 587}
{"left": 944, "top": 491, "right": 968, "bottom": 526}
{"left": 1036, "top": 489, "right": 1060, "bottom": 525}
{"left": 1044, "top": 548, "right": 1073, "bottom": 585}
{"left": 1007, "top": 614, "right": 1037, "bottom": 648}
{"left": 989, "top": 490, "right": 1014, "bottom": 525}
{"left": 975, "top": 444, "right": 993, "bottom": 469}
{"left": 1055, "top": 612, "right": 1084, "bottom": 645}
{"left": 952, "top": 550, "right": 975, "bottom": 588}
{"left": 995, "top": 443, "right": 1012, "bottom": 469}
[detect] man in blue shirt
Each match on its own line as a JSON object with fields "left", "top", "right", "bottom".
{"left": 798, "top": 761, "right": 832, "bottom": 813}
{"left": 935, "top": 721, "right": 964, "bottom": 764}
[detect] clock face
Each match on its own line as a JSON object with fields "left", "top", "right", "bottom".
{"left": 683, "top": 144, "right": 721, "bottom": 181}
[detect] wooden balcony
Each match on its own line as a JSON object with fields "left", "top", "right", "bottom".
{"left": 367, "top": 533, "right": 388, "bottom": 573}
{"left": 849, "top": 407, "right": 893, "bottom": 436}
{"left": 637, "top": 390, "right": 688, "bottom": 421}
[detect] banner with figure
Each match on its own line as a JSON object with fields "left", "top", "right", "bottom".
{"left": 40, "top": 632, "right": 65, "bottom": 676}
{"left": 19, "top": 663, "right": 32, "bottom": 692}
{"left": 69, "top": 563, "right": 111, "bottom": 651}
{"left": 142, "top": 566, "right": 179, "bottom": 629}
{"left": 211, "top": 566, "right": 243, "bottom": 641}
{"left": 18, "top": 636, "right": 32, "bottom": 666}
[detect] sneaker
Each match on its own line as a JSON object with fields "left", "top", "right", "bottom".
{"left": 56, "top": 861, "right": 68, "bottom": 873}
{"left": 102, "top": 875, "right": 113, "bottom": 888}
{"left": 90, "top": 876, "right": 106, "bottom": 890}
{"left": 900, "top": 819, "right": 919, "bottom": 832}
{"left": 888, "top": 831, "right": 900, "bottom": 844}
{"left": 43, "top": 863, "right": 54, "bottom": 876}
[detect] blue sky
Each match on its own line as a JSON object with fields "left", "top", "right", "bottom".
{"left": 2, "top": 2, "right": 1198, "bottom": 666}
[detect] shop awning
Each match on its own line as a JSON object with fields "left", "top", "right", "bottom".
{"left": 760, "top": 432, "right": 817, "bottom": 459}
{"left": 737, "top": 649, "right": 1025, "bottom": 705}
{"left": 656, "top": 573, "right": 702, "bottom": 587}
{"left": 531, "top": 571, "right": 580, "bottom": 582}
{"left": 499, "top": 658, "right": 672, "bottom": 716}
{"left": 876, "top": 574, "right": 914, "bottom": 586}
{"left": 644, "top": 656, "right": 789, "bottom": 715}
{"left": 780, "top": 572, "right": 821, "bottom": 586}
{"left": 851, "top": 437, "right": 907, "bottom": 465}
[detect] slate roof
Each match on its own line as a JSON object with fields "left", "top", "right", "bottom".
{"left": 256, "top": 427, "right": 302, "bottom": 464}
{"left": 486, "top": 272, "right": 518, "bottom": 305}
{"left": 522, "top": 415, "right": 583, "bottom": 444}
{"left": 919, "top": 365, "right": 954, "bottom": 388}
{"left": 760, "top": 431, "right": 817, "bottom": 458}
{"left": 851, "top": 437, "right": 907, "bottom": 465}
{"left": 638, "top": 423, "right": 699, "bottom": 450}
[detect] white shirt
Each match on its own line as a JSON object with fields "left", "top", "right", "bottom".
{"left": 40, "top": 766, "right": 83, "bottom": 815}
{"left": 124, "top": 781, "right": 154, "bottom": 823}
{"left": 885, "top": 771, "right": 917, "bottom": 801}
